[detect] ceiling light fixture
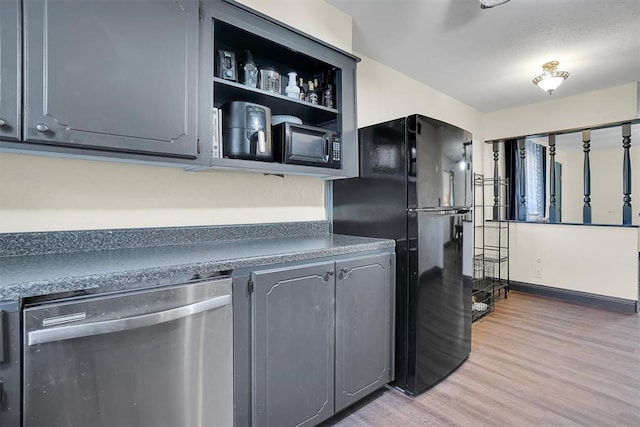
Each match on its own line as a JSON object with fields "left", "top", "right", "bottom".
{"left": 459, "top": 141, "right": 471, "bottom": 171}
{"left": 532, "top": 61, "right": 569, "bottom": 95}
{"left": 478, "top": 0, "right": 511, "bottom": 9}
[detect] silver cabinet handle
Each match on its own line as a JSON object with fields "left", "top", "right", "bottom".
{"left": 324, "top": 269, "right": 335, "bottom": 281}
{"left": 28, "top": 294, "right": 231, "bottom": 346}
{"left": 0, "top": 118, "right": 6, "bottom": 127}
{"left": 35, "top": 123, "right": 49, "bottom": 132}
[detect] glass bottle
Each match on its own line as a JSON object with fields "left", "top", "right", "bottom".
{"left": 313, "top": 78, "right": 321, "bottom": 102}
{"left": 323, "top": 74, "right": 334, "bottom": 108}
{"left": 238, "top": 50, "right": 258, "bottom": 88}
{"left": 307, "top": 81, "right": 318, "bottom": 104}
{"left": 322, "top": 84, "right": 334, "bottom": 108}
{"left": 298, "top": 77, "right": 306, "bottom": 101}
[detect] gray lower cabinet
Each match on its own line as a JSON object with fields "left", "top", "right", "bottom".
{"left": 0, "top": 0, "right": 21, "bottom": 142}
{"left": 335, "top": 252, "right": 393, "bottom": 412}
{"left": 23, "top": 0, "right": 199, "bottom": 158}
{"left": 246, "top": 251, "right": 395, "bottom": 427}
{"left": 0, "top": 302, "right": 21, "bottom": 427}
{"left": 252, "top": 261, "right": 336, "bottom": 427}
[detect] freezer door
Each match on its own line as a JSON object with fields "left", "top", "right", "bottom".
{"left": 333, "top": 117, "right": 407, "bottom": 242}
{"left": 23, "top": 279, "right": 233, "bottom": 427}
{"left": 410, "top": 115, "right": 472, "bottom": 209}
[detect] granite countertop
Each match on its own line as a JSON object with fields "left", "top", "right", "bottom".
{"left": 0, "top": 233, "right": 394, "bottom": 300}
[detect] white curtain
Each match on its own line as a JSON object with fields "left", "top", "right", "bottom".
{"left": 525, "top": 141, "right": 545, "bottom": 219}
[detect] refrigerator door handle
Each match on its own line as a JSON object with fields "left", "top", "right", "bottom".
{"left": 453, "top": 208, "right": 471, "bottom": 215}
{"left": 408, "top": 207, "right": 470, "bottom": 216}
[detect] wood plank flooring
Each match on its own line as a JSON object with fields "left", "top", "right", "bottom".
{"left": 326, "top": 291, "right": 640, "bottom": 426}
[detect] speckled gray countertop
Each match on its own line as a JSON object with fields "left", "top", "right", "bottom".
{"left": 0, "top": 233, "right": 394, "bottom": 300}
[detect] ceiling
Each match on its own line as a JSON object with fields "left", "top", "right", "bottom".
{"left": 324, "top": 0, "right": 640, "bottom": 113}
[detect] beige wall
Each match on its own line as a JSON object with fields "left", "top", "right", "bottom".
{"left": 509, "top": 222, "right": 638, "bottom": 300}
{"left": 0, "top": 154, "right": 325, "bottom": 232}
{"left": 356, "top": 55, "right": 484, "bottom": 172}
{"left": 487, "top": 120, "right": 640, "bottom": 227}
{"left": 482, "top": 83, "right": 639, "bottom": 177}
{"left": 560, "top": 145, "right": 640, "bottom": 225}
{"left": 237, "top": 0, "right": 352, "bottom": 52}
{"left": 483, "top": 83, "right": 638, "bottom": 142}
{"left": 482, "top": 83, "right": 639, "bottom": 301}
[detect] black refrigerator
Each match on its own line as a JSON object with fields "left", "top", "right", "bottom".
{"left": 333, "top": 115, "right": 473, "bottom": 396}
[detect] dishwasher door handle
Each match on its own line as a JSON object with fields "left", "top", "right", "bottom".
{"left": 28, "top": 294, "right": 231, "bottom": 346}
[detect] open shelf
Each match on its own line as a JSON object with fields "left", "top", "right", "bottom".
{"left": 204, "top": 1, "right": 359, "bottom": 178}
{"left": 472, "top": 173, "right": 510, "bottom": 322}
{"left": 213, "top": 78, "right": 338, "bottom": 126}
{"left": 474, "top": 254, "right": 509, "bottom": 264}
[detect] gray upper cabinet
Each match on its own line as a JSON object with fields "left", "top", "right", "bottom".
{"left": 200, "top": 0, "right": 360, "bottom": 178}
{"left": 252, "top": 261, "right": 335, "bottom": 427}
{"left": 23, "top": 0, "right": 199, "bottom": 158}
{"left": 0, "top": 0, "right": 21, "bottom": 142}
{"left": 335, "top": 252, "right": 394, "bottom": 412}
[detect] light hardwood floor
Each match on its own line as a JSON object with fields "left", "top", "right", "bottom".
{"left": 327, "top": 291, "right": 640, "bottom": 426}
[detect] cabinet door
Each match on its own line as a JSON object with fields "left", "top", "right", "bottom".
{"left": 0, "top": 302, "right": 21, "bottom": 427}
{"left": 0, "top": 0, "right": 21, "bottom": 142}
{"left": 23, "top": 0, "right": 199, "bottom": 158}
{"left": 252, "top": 261, "right": 335, "bottom": 427}
{"left": 335, "top": 252, "right": 393, "bottom": 412}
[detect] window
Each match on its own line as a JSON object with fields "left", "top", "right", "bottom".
{"left": 524, "top": 140, "right": 546, "bottom": 220}
{"left": 504, "top": 139, "right": 546, "bottom": 221}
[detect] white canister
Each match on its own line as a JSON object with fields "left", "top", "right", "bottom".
{"left": 285, "top": 72, "right": 301, "bottom": 99}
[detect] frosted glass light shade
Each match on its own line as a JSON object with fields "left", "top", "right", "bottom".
{"left": 536, "top": 76, "right": 566, "bottom": 93}
{"left": 532, "top": 61, "right": 569, "bottom": 95}
{"left": 479, "top": 0, "right": 510, "bottom": 8}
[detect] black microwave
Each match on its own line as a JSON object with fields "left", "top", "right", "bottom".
{"left": 273, "top": 122, "right": 341, "bottom": 169}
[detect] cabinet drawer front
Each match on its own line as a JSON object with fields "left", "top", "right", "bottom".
{"left": 24, "top": 0, "right": 199, "bottom": 158}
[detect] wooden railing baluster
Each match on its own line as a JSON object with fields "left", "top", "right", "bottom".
{"left": 622, "top": 123, "right": 632, "bottom": 225}
{"left": 548, "top": 134, "right": 557, "bottom": 223}
{"left": 583, "top": 130, "right": 592, "bottom": 224}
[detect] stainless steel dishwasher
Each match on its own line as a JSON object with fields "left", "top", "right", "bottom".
{"left": 22, "top": 277, "right": 233, "bottom": 427}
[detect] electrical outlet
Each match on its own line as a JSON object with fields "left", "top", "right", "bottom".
{"left": 535, "top": 258, "right": 543, "bottom": 279}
